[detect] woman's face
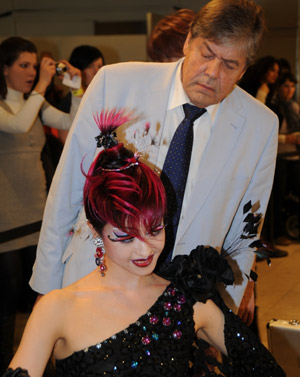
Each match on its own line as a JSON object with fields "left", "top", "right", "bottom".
{"left": 264, "top": 63, "right": 279, "bottom": 85}
{"left": 100, "top": 221, "right": 165, "bottom": 277}
{"left": 278, "top": 79, "right": 296, "bottom": 101}
{"left": 82, "top": 57, "right": 104, "bottom": 90}
{"left": 4, "top": 51, "right": 38, "bottom": 93}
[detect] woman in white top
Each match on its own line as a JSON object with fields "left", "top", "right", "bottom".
{"left": 0, "top": 36, "right": 80, "bottom": 373}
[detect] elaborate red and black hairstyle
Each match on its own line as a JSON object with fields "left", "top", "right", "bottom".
{"left": 83, "top": 109, "right": 167, "bottom": 238}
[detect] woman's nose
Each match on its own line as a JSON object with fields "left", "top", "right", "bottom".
{"left": 135, "top": 239, "right": 153, "bottom": 257}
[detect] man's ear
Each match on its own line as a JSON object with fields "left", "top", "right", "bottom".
{"left": 87, "top": 221, "right": 99, "bottom": 239}
{"left": 238, "top": 68, "right": 247, "bottom": 82}
{"left": 183, "top": 32, "right": 192, "bottom": 56}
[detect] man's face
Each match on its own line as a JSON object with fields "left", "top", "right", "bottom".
{"left": 182, "top": 34, "right": 247, "bottom": 108}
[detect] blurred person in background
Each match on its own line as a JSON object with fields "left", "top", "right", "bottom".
{"left": 239, "top": 55, "right": 279, "bottom": 106}
{"left": 147, "top": 8, "right": 196, "bottom": 62}
{"left": 0, "top": 36, "right": 80, "bottom": 373}
{"left": 58, "top": 44, "right": 105, "bottom": 113}
{"left": 269, "top": 72, "right": 300, "bottom": 245}
{"left": 239, "top": 55, "right": 288, "bottom": 257}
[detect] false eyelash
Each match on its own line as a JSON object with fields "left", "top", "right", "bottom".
{"left": 108, "top": 234, "right": 133, "bottom": 242}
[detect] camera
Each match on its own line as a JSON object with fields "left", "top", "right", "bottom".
{"left": 55, "top": 62, "right": 67, "bottom": 76}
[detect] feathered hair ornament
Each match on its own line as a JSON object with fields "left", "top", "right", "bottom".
{"left": 93, "top": 109, "right": 131, "bottom": 149}
{"left": 92, "top": 108, "right": 141, "bottom": 172}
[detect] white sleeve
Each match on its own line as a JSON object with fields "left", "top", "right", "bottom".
{"left": 41, "top": 94, "right": 81, "bottom": 131}
{"left": 0, "top": 92, "right": 45, "bottom": 133}
{"left": 29, "top": 69, "right": 106, "bottom": 294}
{"left": 222, "top": 115, "right": 278, "bottom": 311}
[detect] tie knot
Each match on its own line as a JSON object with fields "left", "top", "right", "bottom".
{"left": 183, "top": 103, "right": 206, "bottom": 123}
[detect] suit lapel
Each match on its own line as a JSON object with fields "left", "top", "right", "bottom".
{"left": 176, "top": 89, "right": 246, "bottom": 241}
{"left": 121, "top": 61, "right": 181, "bottom": 169}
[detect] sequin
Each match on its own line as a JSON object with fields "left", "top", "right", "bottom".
{"left": 172, "top": 330, "right": 182, "bottom": 339}
{"left": 152, "top": 333, "right": 159, "bottom": 340}
{"left": 164, "top": 301, "right": 172, "bottom": 310}
{"left": 131, "top": 361, "right": 138, "bottom": 368}
{"left": 163, "top": 317, "right": 171, "bottom": 326}
{"left": 149, "top": 315, "right": 159, "bottom": 324}
{"left": 141, "top": 336, "right": 151, "bottom": 345}
{"left": 145, "top": 350, "right": 151, "bottom": 356}
{"left": 96, "top": 343, "right": 102, "bottom": 349}
{"left": 177, "top": 295, "right": 186, "bottom": 304}
{"left": 167, "top": 287, "right": 176, "bottom": 296}
{"left": 174, "top": 303, "right": 181, "bottom": 312}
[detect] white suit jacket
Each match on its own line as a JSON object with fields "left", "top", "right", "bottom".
{"left": 30, "top": 59, "right": 278, "bottom": 311}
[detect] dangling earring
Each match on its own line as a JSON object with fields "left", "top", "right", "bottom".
{"left": 94, "top": 237, "right": 106, "bottom": 277}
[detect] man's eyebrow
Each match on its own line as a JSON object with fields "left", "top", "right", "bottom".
{"left": 222, "top": 57, "right": 240, "bottom": 67}
{"left": 204, "top": 41, "right": 240, "bottom": 67}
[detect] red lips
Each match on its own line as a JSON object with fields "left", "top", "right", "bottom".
{"left": 132, "top": 255, "right": 154, "bottom": 267}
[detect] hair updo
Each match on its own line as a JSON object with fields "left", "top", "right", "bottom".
{"left": 83, "top": 140, "right": 167, "bottom": 239}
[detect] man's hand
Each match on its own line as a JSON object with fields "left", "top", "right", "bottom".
{"left": 237, "top": 280, "right": 255, "bottom": 326}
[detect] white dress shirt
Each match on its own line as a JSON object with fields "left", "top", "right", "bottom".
{"left": 156, "top": 61, "right": 219, "bottom": 230}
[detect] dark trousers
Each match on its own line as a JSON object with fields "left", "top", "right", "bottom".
{"left": 0, "top": 246, "right": 37, "bottom": 374}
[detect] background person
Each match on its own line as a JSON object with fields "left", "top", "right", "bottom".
{"left": 269, "top": 72, "right": 300, "bottom": 244}
{"left": 0, "top": 36, "right": 80, "bottom": 373}
{"left": 239, "top": 55, "right": 289, "bottom": 256}
{"left": 58, "top": 44, "right": 105, "bottom": 113}
{"left": 147, "top": 8, "right": 196, "bottom": 62}
{"left": 239, "top": 55, "right": 280, "bottom": 105}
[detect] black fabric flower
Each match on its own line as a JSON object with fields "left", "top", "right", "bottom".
{"left": 2, "top": 368, "right": 30, "bottom": 377}
{"left": 157, "top": 246, "right": 234, "bottom": 303}
{"left": 95, "top": 131, "right": 117, "bottom": 149}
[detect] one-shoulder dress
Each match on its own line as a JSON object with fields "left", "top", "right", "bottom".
{"left": 53, "top": 246, "right": 285, "bottom": 377}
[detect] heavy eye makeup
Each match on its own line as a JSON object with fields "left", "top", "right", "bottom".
{"left": 108, "top": 229, "right": 134, "bottom": 243}
{"left": 150, "top": 224, "right": 165, "bottom": 236}
{"left": 108, "top": 224, "right": 165, "bottom": 243}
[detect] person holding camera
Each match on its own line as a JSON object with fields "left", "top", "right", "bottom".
{"left": 0, "top": 36, "right": 80, "bottom": 373}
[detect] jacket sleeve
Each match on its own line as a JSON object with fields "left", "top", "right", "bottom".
{"left": 221, "top": 114, "right": 278, "bottom": 311}
{"left": 29, "top": 69, "right": 107, "bottom": 293}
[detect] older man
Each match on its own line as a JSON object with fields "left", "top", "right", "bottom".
{"left": 30, "top": 0, "right": 278, "bottom": 313}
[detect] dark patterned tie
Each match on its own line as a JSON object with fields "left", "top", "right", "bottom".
{"left": 161, "top": 103, "right": 206, "bottom": 261}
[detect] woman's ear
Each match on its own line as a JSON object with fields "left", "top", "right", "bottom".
{"left": 87, "top": 221, "right": 100, "bottom": 239}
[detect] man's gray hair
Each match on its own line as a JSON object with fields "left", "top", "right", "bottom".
{"left": 190, "top": 0, "right": 266, "bottom": 66}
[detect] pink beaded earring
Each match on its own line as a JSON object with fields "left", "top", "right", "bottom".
{"left": 94, "top": 237, "right": 106, "bottom": 277}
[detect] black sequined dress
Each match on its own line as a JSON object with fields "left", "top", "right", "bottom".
{"left": 55, "top": 246, "right": 285, "bottom": 377}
